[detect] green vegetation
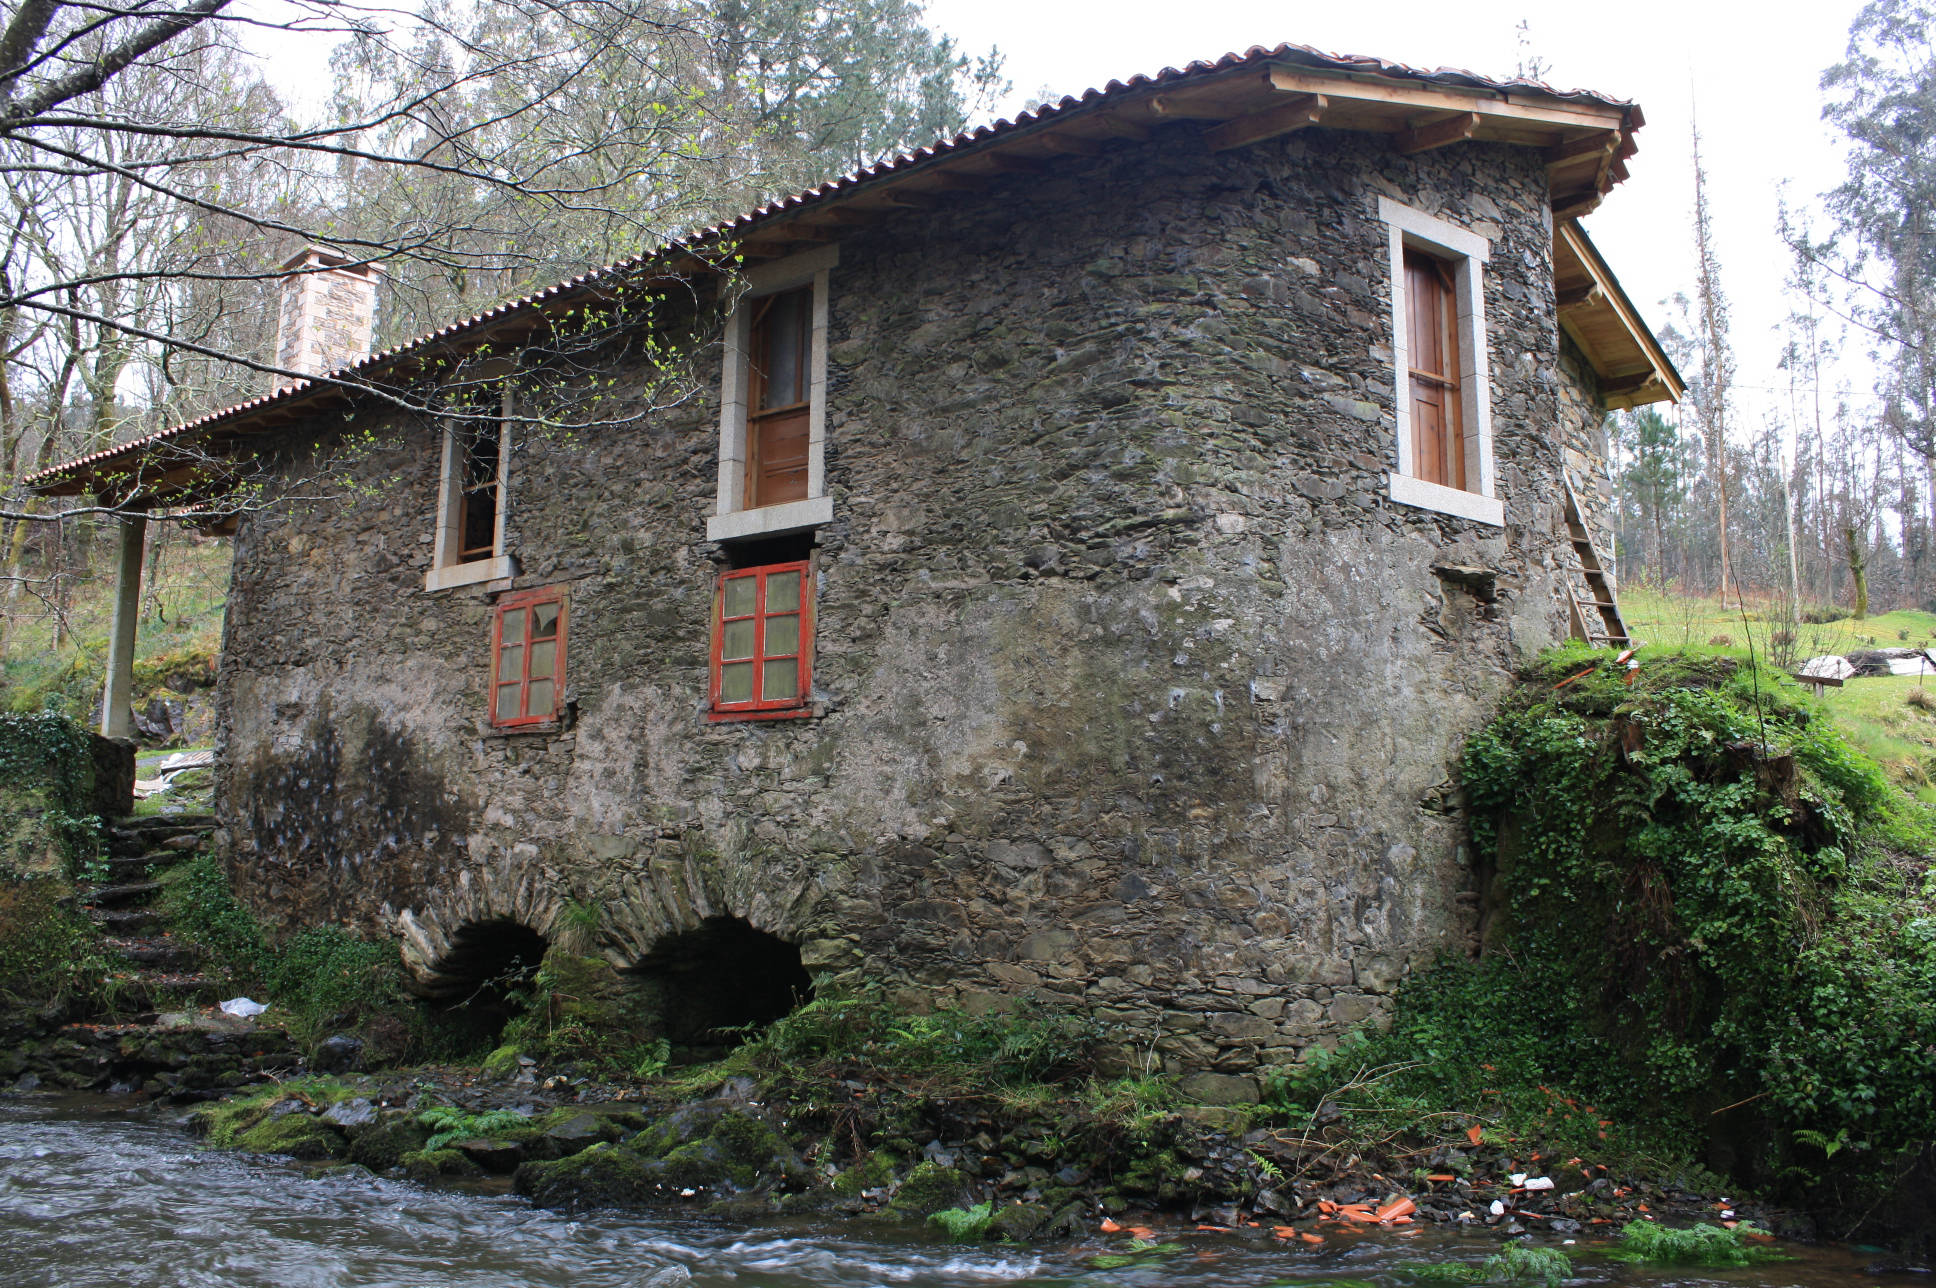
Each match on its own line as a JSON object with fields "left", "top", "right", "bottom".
{"left": 927, "top": 1201, "right": 995, "bottom": 1242}
{"left": 1, "top": 534, "right": 228, "bottom": 721}
{"left": 0, "top": 712, "right": 102, "bottom": 876}
{"left": 1274, "top": 644, "right": 1936, "bottom": 1215}
{"left": 159, "top": 854, "right": 425, "bottom": 1051}
{"left": 1610, "top": 1220, "right": 1784, "bottom": 1266}
{"left": 1409, "top": 1244, "right": 1572, "bottom": 1286}
{"left": 0, "top": 877, "right": 109, "bottom": 1009}
{"left": 418, "top": 1106, "right": 533, "bottom": 1150}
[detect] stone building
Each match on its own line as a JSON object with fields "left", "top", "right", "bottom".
{"left": 32, "top": 43, "right": 1680, "bottom": 1088}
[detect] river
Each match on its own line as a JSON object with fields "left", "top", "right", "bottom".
{"left": 0, "top": 1095, "right": 1920, "bottom": 1287}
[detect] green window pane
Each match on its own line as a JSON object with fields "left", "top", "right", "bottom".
{"left": 762, "top": 658, "right": 799, "bottom": 701}
{"left": 497, "top": 644, "right": 522, "bottom": 683}
{"left": 495, "top": 684, "right": 521, "bottom": 722}
{"left": 720, "top": 661, "right": 755, "bottom": 704}
{"left": 529, "top": 640, "right": 555, "bottom": 680}
{"left": 765, "top": 570, "right": 801, "bottom": 613}
{"left": 501, "top": 609, "right": 525, "bottom": 645}
{"left": 764, "top": 614, "right": 799, "bottom": 656}
{"left": 722, "top": 619, "right": 756, "bottom": 661}
{"left": 527, "top": 679, "right": 554, "bottom": 717}
{"left": 532, "top": 602, "right": 559, "bottom": 639}
{"left": 723, "top": 576, "right": 757, "bottom": 618}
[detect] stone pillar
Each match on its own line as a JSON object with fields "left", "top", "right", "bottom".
{"left": 99, "top": 509, "right": 147, "bottom": 741}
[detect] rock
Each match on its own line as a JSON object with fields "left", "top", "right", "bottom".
{"left": 347, "top": 1117, "right": 432, "bottom": 1170}
{"left": 402, "top": 1148, "right": 484, "bottom": 1184}
{"left": 542, "top": 1112, "right": 616, "bottom": 1155}
{"left": 321, "top": 1097, "right": 377, "bottom": 1129}
{"left": 1178, "top": 1073, "right": 1259, "bottom": 1106}
{"left": 890, "top": 1161, "right": 970, "bottom": 1218}
{"left": 235, "top": 1111, "right": 346, "bottom": 1160}
{"left": 515, "top": 1143, "right": 659, "bottom": 1209}
{"left": 312, "top": 1035, "right": 364, "bottom": 1073}
{"left": 987, "top": 1202, "right": 1051, "bottom": 1241}
{"left": 453, "top": 1138, "right": 525, "bottom": 1173}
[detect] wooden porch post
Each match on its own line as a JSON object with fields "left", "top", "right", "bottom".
{"left": 100, "top": 508, "right": 148, "bottom": 740}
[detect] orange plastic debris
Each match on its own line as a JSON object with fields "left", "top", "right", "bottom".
{"left": 1375, "top": 1198, "right": 1418, "bottom": 1222}
{"left": 1195, "top": 1225, "right": 1231, "bottom": 1232}
{"left": 1466, "top": 1125, "right": 1484, "bottom": 1146}
{"left": 1425, "top": 1174, "right": 1457, "bottom": 1183}
{"left": 1317, "top": 1200, "right": 1337, "bottom": 1214}
{"left": 1127, "top": 1226, "right": 1156, "bottom": 1240}
{"left": 1300, "top": 1233, "right": 1325, "bottom": 1245}
{"left": 1100, "top": 1219, "right": 1123, "bottom": 1233}
{"left": 1271, "top": 1226, "right": 1299, "bottom": 1240}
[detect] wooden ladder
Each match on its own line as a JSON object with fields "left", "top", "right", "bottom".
{"left": 1562, "top": 476, "right": 1631, "bottom": 648}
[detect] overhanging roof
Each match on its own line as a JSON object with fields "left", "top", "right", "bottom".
{"left": 30, "top": 41, "right": 1650, "bottom": 503}
{"left": 1553, "top": 220, "right": 1683, "bottom": 408}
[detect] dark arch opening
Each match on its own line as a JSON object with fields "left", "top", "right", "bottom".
{"left": 628, "top": 916, "right": 812, "bottom": 1058}
{"left": 423, "top": 919, "right": 549, "bottom": 1049}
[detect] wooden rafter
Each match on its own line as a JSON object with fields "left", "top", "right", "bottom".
{"left": 1395, "top": 110, "right": 1480, "bottom": 155}
{"left": 1204, "top": 93, "right": 1326, "bottom": 153}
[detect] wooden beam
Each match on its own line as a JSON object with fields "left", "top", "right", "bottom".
{"left": 1085, "top": 114, "right": 1153, "bottom": 143}
{"left": 977, "top": 154, "right": 1048, "bottom": 175}
{"left": 1204, "top": 93, "right": 1326, "bottom": 153}
{"left": 1395, "top": 111, "right": 1480, "bottom": 155}
{"left": 1146, "top": 92, "right": 1229, "bottom": 121}
{"left": 1265, "top": 64, "right": 1628, "bottom": 132}
{"left": 1552, "top": 192, "right": 1604, "bottom": 222}
{"left": 1546, "top": 130, "right": 1621, "bottom": 166}
{"left": 1599, "top": 371, "right": 1657, "bottom": 396}
{"left": 1032, "top": 131, "right": 1106, "bottom": 158}
{"left": 1557, "top": 282, "right": 1605, "bottom": 310}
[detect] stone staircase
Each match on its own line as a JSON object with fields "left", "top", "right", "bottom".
{"left": 85, "top": 814, "right": 223, "bottom": 1012}
{"left": 1, "top": 812, "right": 305, "bottom": 1100}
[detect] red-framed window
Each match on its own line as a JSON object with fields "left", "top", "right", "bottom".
{"left": 490, "top": 586, "right": 566, "bottom": 728}
{"left": 711, "top": 561, "right": 812, "bottom": 720}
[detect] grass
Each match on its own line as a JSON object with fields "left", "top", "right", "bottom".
{"left": 1623, "top": 587, "right": 1936, "bottom": 799}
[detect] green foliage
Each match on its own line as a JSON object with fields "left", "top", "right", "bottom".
{"left": 417, "top": 1105, "right": 532, "bottom": 1151}
{"left": 1610, "top": 1220, "right": 1784, "bottom": 1266}
{"left": 1088, "top": 1240, "right": 1185, "bottom": 1270}
{"left": 740, "top": 988, "right": 1111, "bottom": 1087}
{"left": 0, "top": 713, "right": 101, "bottom": 877}
{"left": 1408, "top": 1243, "right": 1572, "bottom": 1286}
{"left": 926, "top": 1201, "right": 994, "bottom": 1243}
{"left": 0, "top": 876, "right": 108, "bottom": 1008}
{"left": 1422, "top": 647, "right": 1936, "bottom": 1185}
{"left": 161, "top": 854, "right": 414, "bottom": 1046}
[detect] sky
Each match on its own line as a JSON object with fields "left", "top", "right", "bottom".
{"left": 924, "top": 0, "right": 1878, "bottom": 444}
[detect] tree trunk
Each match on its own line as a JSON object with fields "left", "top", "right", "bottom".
{"left": 1847, "top": 524, "right": 1869, "bottom": 620}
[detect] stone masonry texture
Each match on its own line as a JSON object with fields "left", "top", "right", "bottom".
{"left": 214, "top": 125, "right": 1610, "bottom": 1084}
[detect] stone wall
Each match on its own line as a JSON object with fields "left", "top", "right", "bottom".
{"left": 216, "top": 123, "right": 1592, "bottom": 1085}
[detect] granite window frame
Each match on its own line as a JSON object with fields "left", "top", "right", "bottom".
{"left": 1378, "top": 195, "right": 1505, "bottom": 528}
{"left": 708, "top": 245, "right": 836, "bottom": 544}
{"left": 427, "top": 376, "right": 517, "bottom": 591}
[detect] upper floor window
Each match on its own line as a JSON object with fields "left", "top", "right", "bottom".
{"left": 710, "top": 560, "right": 813, "bottom": 720}
{"left": 427, "top": 378, "right": 518, "bottom": 591}
{"left": 747, "top": 287, "right": 812, "bottom": 509}
{"left": 707, "top": 245, "right": 836, "bottom": 544}
{"left": 1378, "top": 196, "right": 1504, "bottom": 528}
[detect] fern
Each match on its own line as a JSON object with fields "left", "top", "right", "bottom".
{"left": 417, "top": 1106, "right": 531, "bottom": 1151}
{"left": 927, "top": 1202, "right": 994, "bottom": 1243}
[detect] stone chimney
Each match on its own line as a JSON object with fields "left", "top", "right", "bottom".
{"left": 274, "top": 246, "right": 382, "bottom": 389}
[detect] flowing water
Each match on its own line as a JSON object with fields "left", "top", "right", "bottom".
{"left": 0, "top": 1095, "right": 1919, "bottom": 1287}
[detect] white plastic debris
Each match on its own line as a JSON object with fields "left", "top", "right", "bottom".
{"left": 220, "top": 997, "right": 267, "bottom": 1018}
{"left": 1522, "top": 1176, "right": 1556, "bottom": 1191}
{"left": 1489, "top": 1200, "right": 1506, "bottom": 1216}
{"left": 1508, "top": 1172, "right": 1528, "bottom": 1186}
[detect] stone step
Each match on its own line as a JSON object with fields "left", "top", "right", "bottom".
{"left": 112, "top": 973, "right": 225, "bottom": 1011}
{"left": 110, "top": 937, "right": 202, "bottom": 971}
{"left": 90, "top": 906, "right": 164, "bottom": 935}
{"left": 106, "top": 831, "right": 212, "bottom": 861}
{"left": 88, "top": 879, "right": 162, "bottom": 909}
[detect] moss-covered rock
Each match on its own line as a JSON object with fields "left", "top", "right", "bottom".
{"left": 345, "top": 1116, "right": 432, "bottom": 1171}
{"left": 513, "top": 1142, "right": 659, "bottom": 1210}
{"left": 890, "top": 1161, "right": 969, "bottom": 1217}
{"left": 987, "top": 1202, "right": 1051, "bottom": 1241}
{"left": 234, "top": 1111, "right": 347, "bottom": 1160}
{"left": 830, "top": 1150, "right": 898, "bottom": 1197}
{"left": 401, "top": 1148, "right": 484, "bottom": 1183}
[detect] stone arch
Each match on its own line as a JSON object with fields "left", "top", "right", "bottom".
{"left": 627, "top": 915, "right": 813, "bottom": 1053}
{"left": 411, "top": 918, "right": 550, "bottom": 1046}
